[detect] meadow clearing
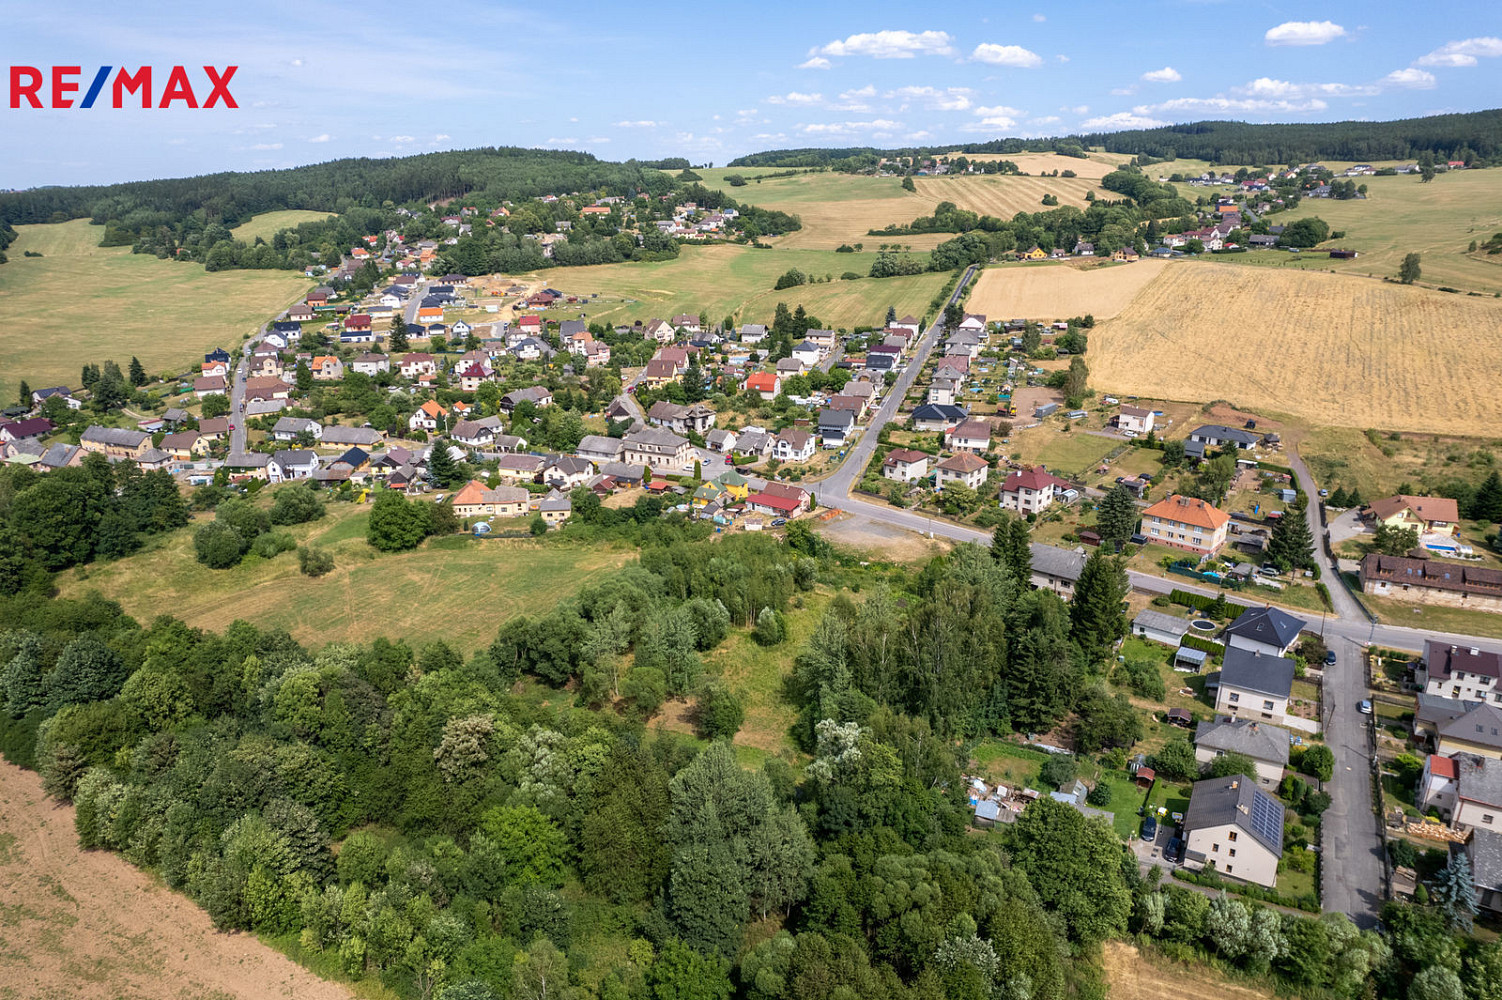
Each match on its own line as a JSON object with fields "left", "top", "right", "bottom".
{"left": 967, "top": 258, "right": 1169, "bottom": 321}
{"left": 524, "top": 242, "right": 949, "bottom": 330}
{"left": 0, "top": 220, "right": 307, "bottom": 404}
{"left": 1088, "top": 261, "right": 1502, "bottom": 436}
{"left": 0, "top": 759, "right": 355, "bottom": 1000}
{"left": 56, "top": 504, "right": 633, "bottom": 653}
{"left": 229, "top": 209, "right": 338, "bottom": 243}
{"left": 1101, "top": 939, "right": 1271, "bottom": 1000}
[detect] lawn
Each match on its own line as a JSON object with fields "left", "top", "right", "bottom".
{"left": 1022, "top": 429, "right": 1120, "bottom": 478}
{"left": 0, "top": 220, "right": 308, "bottom": 403}
{"left": 1363, "top": 593, "right": 1502, "bottom": 639}
{"left": 970, "top": 739, "right": 1048, "bottom": 791}
{"left": 520, "top": 243, "right": 949, "bottom": 331}
{"left": 55, "top": 501, "right": 633, "bottom": 653}
{"left": 1298, "top": 425, "right": 1502, "bottom": 506}
{"left": 1095, "top": 770, "right": 1152, "bottom": 840}
{"left": 230, "top": 209, "right": 338, "bottom": 243}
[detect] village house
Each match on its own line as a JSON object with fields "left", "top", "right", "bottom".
{"left": 450, "top": 480, "right": 530, "bottom": 519}
{"left": 536, "top": 491, "right": 573, "bottom": 526}
{"left": 450, "top": 420, "right": 495, "bottom": 449}
{"left": 1131, "top": 609, "right": 1190, "bottom": 646}
{"left": 311, "top": 356, "right": 344, "bottom": 382}
{"left": 352, "top": 352, "right": 390, "bottom": 376}
{"left": 1116, "top": 405, "right": 1156, "bottom": 435}
{"left": 159, "top": 431, "right": 206, "bottom": 461}
{"left": 193, "top": 375, "right": 228, "bottom": 399}
{"left": 739, "top": 323, "right": 768, "bottom": 345}
{"left": 746, "top": 481, "right": 810, "bottom": 518}
{"left": 1215, "top": 646, "right": 1295, "bottom": 725}
{"left": 745, "top": 372, "right": 781, "bottom": 400}
{"left": 1421, "top": 643, "right": 1502, "bottom": 704}
{"left": 882, "top": 449, "right": 930, "bottom": 483}
{"left": 1361, "top": 555, "right": 1502, "bottom": 614}
{"left": 499, "top": 386, "right": 554, "bottom": 413}
{"left": 648, "top": 401, "right": 717, "bottom": 435}
{"left": 400, "top": 353, "right": 437, "bottom": 378}
{"left": 409, "top": 400, "right": 448, "bottom": 432}
{"left": 705, "top": 428, "right": 738, "bottom": 454}
{"left": 946, "top": 418, "right": 992, "bottom": 455}
{"left": 1181, "top": 775, "right": 1284, "bottom": 887}
{"left": 935, "top": 452, "right": 988, "bottom": 492}
{"left": 1186, "top": 424, "right": 1260, "bottom": 459}
{"left": 1194, "top": 718, "right": 1291, "bottom": 786}
{"left": 622, "top": 427, "right": 695, "bottom": 472}
{"left": 272, "top": 417, "right": 323, "bottom": 442}
{"left": 80, "top": 425, "right": 152, "bottom": 461}
{"left": 774, "top": 428, "right": 816, "bottom": 463}
{"left": 576, "top": 434, "right": 625, "bottom": 464}
{"left": 911, "top": 404, "right": 968, "bottom": 433}
{"left": 1000, "top": 465, "right": 1071, "bottom": 515}
{"left": 494, "top": 453, "right": 545, "bottom": 483}
{"left": 637, "top": 359, "right": 682, "bottom": 388}
{"left": 643, "top": 319, "right": 677, "bottom": 344}
{"left": 928, "top": 377, "right": 958, "bottom": 407}
{"left": 543, "top": 455, "right": 594, "bottom": 490}
{"left": 1028, "top": 544, "right": 1087, "bottom": 598}
{"left": 1142, "top": 494, "right": 1231, "bottom": 556}
{"left": 1367, "top": 495, "right": 1462, "bottom": 537}
{"left": 1222, "top": 605, "right": 1306, "bottom": 658}
{"left": 321, "top": 426, "right": 384, "bottom": 449}
{"left": 817, "top": 408, "right": 857, "bottom": 448}
{"left": 1419, "top": 754, "right": 1502, "bottom": 830}
{"left": 223, "top": 452, "right": 271, "bottom": 480}
{"left": 268, "top": 450, "right": 320, "bottom": 483}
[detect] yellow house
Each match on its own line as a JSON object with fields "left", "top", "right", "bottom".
{"left": 693, "top": 484, "right": 723, "bottom": 508}
{"left": 716, "top": 471, "right": 749, "bottom": 501}
{"left": 1368, "top": 495, "right": 1460, "bottom": 537}
{"left": 1021, "top": 246, "right": 1047, "bottom": 260}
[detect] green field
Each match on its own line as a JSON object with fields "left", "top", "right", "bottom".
{"left": 56, "top": 503, "right": 633, "bottom": 653}
{"left": 528, "top": 243, "right": 949, "bottom": 330}
{"left": 230, "top": 209, "right": 338, "bottom": 243}
{"left": 0, "top": 220, "right": 308, "bottom": 403}
{"left": 1024, "top": 429, "right": 1120, "bottom": 477}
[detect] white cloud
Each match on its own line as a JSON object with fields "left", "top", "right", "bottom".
{"left": 307, "top": 133, "right": 331, "bottom": 143}
{"left": 568, "top": 117, "right": 578, "bottom": 123}
{"left": 767, "top": 91, "right": 823, "bottom": 106}
{"left": 885, "top": 86, "right": 975, "bottom": 111}
{"left": 613, "top": 120, "right": 659, "bottom": 127}
{"left": 1080, "top": 111, "right": 1169, "bottom": 130}
{"left": 251, "top": 142, "right": 283, "bottom": 150}
{"left": 544, "top": 137, "right": 578, "bottom": 145}
{"left": 798, "top": 56, "right": 832, "bottom": 69}
{"left": 1032, "top": 13, "right": 1046, "bottom": 21}
{"left": 434, "top": 133, "right": 450, "bottom": 141}
{"left": 844, "top": 84, "right": 877, "bottom": 98}
{"left": 906, "top": 130, "right": 935, "bottom": 140}
{"left": 971, "top": 43, "right": 1043, "bottom": 67}
{"left": 974, "top": 104, "right": 1025, "bottom": 117}
{"left": 810, "top": 30, "right": 956, "bottom": 60}
{"left": 1264, "top": 20, "right": 1346, "bottom": 46}
{"left": 290, "top": 58, "right": 303, "bottom": 67}
{"left": 390, "top": 135, "right": 416, "bottom": 143}
{"left": 586, "top": 136, "right": 610, "bottom": 143}
{"left": 801, "top": 118, "right": 903, "bottom": 135}
{"left": 1239, "top": 77, "right": 1378, "bottom": 98}
{"left": 1028, "top": 115, "right": 1061, "bottom": 125}
{"left": 1061, "top": 104, "right": 1090, "bottom": 114}
{"left": 1141, "top": 66, "right": 1182, "bottom": 83}
{"left": 1111, "top": 86, "right": 1137, "bottom": 96}
{"left": 1416, "top": 37, "right": 1502, "bottom": 67}
{"left": 1384, "top": 67, "right": 1437, "bottom": 88}
{"left": 750, "top": 132, "right": 788, "bottom": 141}
{"left": 1137, "top": 96, "right": 1329, "bottom": 115}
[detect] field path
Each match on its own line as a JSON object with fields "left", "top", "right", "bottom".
{"left": 0, "top": 759, "right": 353, "bottom": 1000}
{"left": 1103, "top": 941, "right": 1269, "bottom": 1000}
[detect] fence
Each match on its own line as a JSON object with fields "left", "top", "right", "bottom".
{"left": 1168, "top": 565, "right": 1248, "bottom": 591}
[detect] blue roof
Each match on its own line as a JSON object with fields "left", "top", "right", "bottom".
{"left": 975, "top": 800, "right": 1002, "bottom": 821}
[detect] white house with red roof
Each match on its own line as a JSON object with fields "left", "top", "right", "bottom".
{"left": 1000, "top": 465, "right": 1072, "bottom": 514}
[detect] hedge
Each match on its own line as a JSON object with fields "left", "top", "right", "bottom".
{"left": 1170, "top": 588, "right": 1214, "bottom": 611}
{"left": 1172, "top": 867, "right": 1319, "bottom": 912}
{"left": 1180, "top": 634, "right": 1226, "bottom": 656}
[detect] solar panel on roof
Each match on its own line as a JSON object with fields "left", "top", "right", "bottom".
{"left": 1248, "top": 789, "right": 1283, "bottom": 846}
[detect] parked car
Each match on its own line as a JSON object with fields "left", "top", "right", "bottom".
{"left": 1324, "top": 649, "right": 1338, "bottom": 666}
{"left": 771, "top": 518, "right": 788, "bottom": 527}
{"left": 1141, "top": 815, "right": 1158, "bottom": 841}
{"left": 1165, "top": 837, "right": 1183, "bottom": 863}
{"left": 1359, "top": 699, "right": 1373, "bottom": 715}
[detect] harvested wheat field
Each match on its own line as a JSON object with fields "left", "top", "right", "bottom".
{"left": 915, "top": 173, "right": 1101, "bottom": 221}
{"left": 968, "top": 259, "right": 1169, "bottom": 322}
{"left": 0, "top": 759, "right": 352, "bottom": 1000}
{"left": 953, "top": 151, "right": 1132, "bottom": 179}
{"left": 1103, "top": 941, "right": 1270, "bottom": 1000}
{"left": 1091, "top": 262, "right": 1502, "bottom": 436}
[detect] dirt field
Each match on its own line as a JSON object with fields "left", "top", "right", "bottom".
{"left": 1103, "top": 941, "right": 1270, "bottom": 1000}
{"left": 0, "top": 759, "right": 352, "bottom": 1000}
{"left": 816, "top": 510, "right": 954, "bottom": 562}
{"left": 967, "top": 259, "right": 1169, "bottom": 322}
{"left": 1090, "top": 262, "right": 1502, "bottom": 436}
{"left": 951, "top": 151, "right": 1130, "bottom": 180}
{"left": 913, "top": 173, "right": 1102, "bottom": 222}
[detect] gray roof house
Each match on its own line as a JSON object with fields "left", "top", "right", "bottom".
{"left": 1029, "top": 544, "right": 1089, "bottom": 599}
{"left": 320, "top": 426, "right": 384, "bottom": 448}
{"left": 577, "top": 434, "right": 625, "bottom": 463}
{"left": 1194, "top": 718, "right": 1291, "bottom": 785}
{"left": 272, "top": 417, "right": 323, "bottom": 441}
{"left": 1182, "top": 775, "right": 1284, "bottom": 886}
{"left": 1465, "top": 827, "right": 1502, "bottom": 914}
{"left": 1132, "top": 609, "right": 1191, "bottom": 646}
{"left": 1223, "top": 605, "right": 1306, "bottom": 657}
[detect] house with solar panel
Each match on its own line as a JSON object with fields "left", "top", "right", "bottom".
{"left": 1181, "top": 774, "right": 1284, "bottom": 887}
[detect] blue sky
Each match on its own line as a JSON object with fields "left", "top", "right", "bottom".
{"left": 4, "top": 0, "right": 1500, "bottom": 188}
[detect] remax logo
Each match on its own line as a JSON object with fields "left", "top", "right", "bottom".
{"left": 8, "top": 66, "right": 238, "bottom": 109}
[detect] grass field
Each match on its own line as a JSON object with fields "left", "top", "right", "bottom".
{"left": 0, "top": 759, "right": 357, "bottom": 1000}
{"left": 968, "top": 258, "right": 1169, "bottom": 322}
{"left": 691, "top": 161, "right": 1106, "bottom": 251}
{"left": 56, "top": 503, "right": 632, "bottom": 653}
{"left": 230, "top": 209, "right": 338, "bottom": 243}
{"left": 526, "top": 243, "right": 948, "bottom": 330}
{"left": 0, "top": 220, "right": 308, "bottom": 403}
{"left": 1090, "top": 261, "right": 1502, "bottom": 436}
{"left": 1022, "top": 428, "right": 1120, "bottom": 477}
{"left": 1102, "top": 941, "right": 1271, "bottom": 1000}
{"left": 1299, "top": 425, "right": 1502, "bottom": 501}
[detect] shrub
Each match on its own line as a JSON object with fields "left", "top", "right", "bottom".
{"left": 752, "top": 606, "right": 785, "bottom": 646}
{"left": 696, "top": 678, "right": 745, "bottom": 739}
{"left": 194, "top": 522, "right": 244, "bottom": 569}
{"left": 1040, "top": 755, "right": 1076, "bottom": 788}
{"left": 250, "top": 532, "right": 296, "bottom": 559}
{"left": 298, "top": 545, "right": 334, "bottom": 577}
{"left": 1086, "top": 782, "right": 1113, "bottom": 806}
{"left": 269, "top": 484, "right": 326, "bottom": 525}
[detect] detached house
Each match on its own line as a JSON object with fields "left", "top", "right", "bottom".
{"left": 1194, "top": 719, "right": 1291, "bottom": 786}
{"left": 622, "top": 427, "right": 695, "bottom": 472}
{"left": 352, "top": 352, "right": 390, "bottom": 376}
{"left": 774, "top": 428, "right": 816, "bottom": 463}
{"left": 1421, "top": 643, "right": 1502, "bottom": 705}
{"left": 1222, "top": 606, "right": 1306, "bottom": 658}
{"left": 80, "top": 425, "right": 151, "bottom": 461}
{"left": 401, "top": 353, "right": 438, "bottom": 379}
{"left": 946, "top": 419, "right": 992, "bottom": 455}
{"left": 272, "top": 417, "right": 324, "bottom": 442}
{"left": 1117, "top": 405, "right": 1156, "bottom": 435}
{"left": 268, "top": 450, "right": 320, "bottom": 483}
{"left": 1142, "top": 494, "right": 1231, "bottom": 556}
{"left": 311, "top": 356, "right": 344, "bottom": 382}
{"left": 745, "top": 372, "right": 781, "bottom": 400}
{"left": 451, "top": 480, "right": 530, "bottom": 519}
{"left": 1367, "top": 495, "right": 1462, "bottom": 538}
{"left": 882, "top": 449, "right": 930, "bottom": 483}
{"left": 409, "top": 400, "right": 448, "bottom": 432}
{"left": 936, "top": 453, "right": 988, "bottom": 492}
{"left": 499, "top": 386, "right": 554, "bottom": 413}
{"left": 1000, "top": 466, "right": 1071, "bottom": 514}
{"left": 817, "top": 408, "right": 857, "bottom": 448}
{"left": 648, "top": 401, "right": 717, "bottom": 435}
{"left": 1215, "top": 646, "right": 1295, "bottom": 725}
{"left": 1181, "top": 775, "right": 1284, "bottom": 887}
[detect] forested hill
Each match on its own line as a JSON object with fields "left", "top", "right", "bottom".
{"left": 730, "top": 108, "right": 1502, "bottom": 168}
{"left": 0, "top": 147, "right": 678, "bottom": 229}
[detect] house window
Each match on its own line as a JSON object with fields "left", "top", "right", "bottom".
{"left": 1228, "top": 831, "right": 1238, "bottom": 842}
{"left": 1228, "top": 693, "right": 1240, "bottom": 703}
{"left": 1485, "top": 815, "right": 1495, "bottom": 825}
{"left": 1229, "top": 849, "right": 1237, "bottom": 858}
{"left": 1225, "top": 865, "right": 1234, "bottom": 874}
{"left": 1263, "top": 700, "right": 1275, "bottom": 711}
{"left": 1211, "top": 843, "right": 1219, "bottom": 852}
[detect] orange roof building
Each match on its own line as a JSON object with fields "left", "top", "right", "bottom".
{"left": 1142, "top": 494, "right": 1232, "bottom": 556}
